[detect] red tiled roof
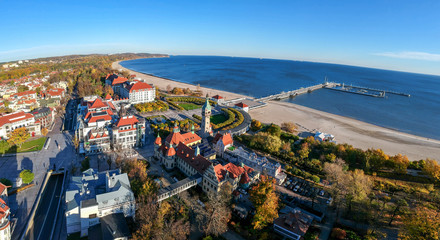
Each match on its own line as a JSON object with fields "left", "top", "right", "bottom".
{"left": 176, "top": 143, "right": 212, "bottom": 174}
{"left": 0, "top": 197, "right": 10, "bottom": 224}
{"left": 111, "top": 76, "right": 128, "bottom": 85}
{"left": 12, "top": 90, "right": 36, "bottom": 97}
{"left": 181, "top": 132, "right": 202, "bottom": 145}
{"left": 212, "top": 95, "right": 223, "bottom": 99}
{"left": 213, "top": 133, "right": 233, "bottom": 146}
{"left": 89, "top": 98, "right": 107, "bottom": 109}
{"left": 116, "top": 116, "right": 139, "bottom": 127}
{"left": 224, "top": 163, "right": 245, "bottom": 179}
{"left": 107, "top": 101, "right": 116, "bottom": 110}
{"left": 105, "top": 94, "right": 112, "bottom": 100}
{"left": 0, "top": 182, "right": 9, "bottom": 195}
{"left": 126, "top": 82, "right": 153, "bottom": 93}
{"left": 46, "top": 88, "right": 64, "bottom": 96}
{"left": 165, "top": 131, "right": 186, "bottom": 146}
{"left": 166, "top": 146, "right": 176, "bottom": 156}
{"left": 88, "top": 114, "right": 112, "bottom": 123}
{"left": 155, "top": 136, "right": 162, "bottom": 145}
{"left": 214, "top": 164, "right": 227, "bottom": 182}
{"left": 235, "top": 102, "right": 248, "bottom": 108}
{"left": 0, "top": 111, "right": 34, "bottom": 127}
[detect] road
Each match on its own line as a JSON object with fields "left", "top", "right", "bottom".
{"left": 23, "top": 173, "right": 64, "bottom": 240}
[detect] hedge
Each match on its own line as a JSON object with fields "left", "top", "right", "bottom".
{"left": 167, "top": 97, "right": 216, "bottom": 106}
{"left": 223, "top": 108, "right": 244, "bottom": 130}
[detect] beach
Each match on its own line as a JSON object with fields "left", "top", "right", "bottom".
{"left": 113, "top": 61, "right": 440, "bottom": 161}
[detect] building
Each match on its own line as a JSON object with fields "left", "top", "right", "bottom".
{"left": 314, "top": 131, "right": 336, "bottom": 143}
{"left": 211, "top": 95, "right": 225, "bottom": 104}
{"left": 120, "top": 81, "right": 155, "bottom": 104}
{"left": 105, "top": 74, "right": 128, "bottom": 96}
{"left": 112, "top": 115, "right": 145, "bottom": 150}
{"left": 10, "top": 90, "right": 37, "bottom": 101}
{"left": 88, "top": 213, "right": 131, "bottom": 240}
{"left": 225, "top": 147, "right": 286, "bottom": 184}
{"left": 0, "top": 111, "right": 41, "bottom": 139}
{"left": 65, "top": 169, "right": 135, "bottom": 238}
{"left": 212, "top": 132, "right": 233, "bottom": 157}
{"left": 31, "top": 107, "right": 55, "bottom": 129}
{"left": 154, "top": 124, "right": 259, "bottom": 195}
{"left": 44, "top": 88, "right": 65, "bottom": 99}
{"left": 200, "top": 96, "right": 213, "bottom": 138}
{"left": 273, "top": 208, "right": 314, "bottom": 240}
{"left": 0, "top": 198, "right": 11, "bottom": 240}
{"left": 234, "top": 102, "right": 249, "bottom": 112}
{"left": 0, "top": 183, "right": 8, "bottom": 203}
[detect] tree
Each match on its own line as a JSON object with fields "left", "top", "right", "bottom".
{"left": 389, "top": 154, "right": 409, "bottom": 174}
{"left": 251, "top": 119, "right": 262, "bottom": 131}
{"left": 249, "top": 176, "right": 279, "bottom": 230}
{"left": 266, "top": 124, "right": 281, "bottom": 137}
{"left": 250, "top": 132, "right": 282, "bottom": 153}
{"left": 73, "top": 136, "right": 79, "bottom": 150}
{"left": 0, "top": 178, "right": 12, "bottom": 187}
{"left": 7, "top": 127, "right": 29, "bottom": 148}
{"left": 20, "top": 169, "right": 34, "bottom": 184}
{"left": 281, "top": 122, "right": 298, "bottom": 133}
{"left": 197, "top": 183, "right": 232, "bottom": 236}
{"left": 122, "top": 159, "right": 157, "bottom": 197}
{"left": 422, "top": 158, "right": 440, "bottom": 181}
{"left": 399, "top": 206, "right": 440, "bottom": 240}
{"left": 104, "top": 85, "right": 114, "bottom": 96}
{"left": 166, "top": 84, "right": 172, "bottom": 93}
{"left": 41, "top": 128, "right": 49, "bottom": 136}
{"left": 388, "top": 199, "right": 408, "bottom": 226}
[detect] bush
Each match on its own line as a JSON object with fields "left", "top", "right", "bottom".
{"left": 19, "top": 170, "right": 34, "bottom": 184}
{"left": 0, "top": 178, "right": 12, "bottom": 187}
{"left": 331, "top": 228, "right": 346, "bottom": 240}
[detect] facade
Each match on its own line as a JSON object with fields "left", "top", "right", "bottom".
{"left": 211, "top": 95, "right": 225, "bottom": 104}
{"left": 0, "top": 198, "right": 11, "bottom": 240}
{"left": 212, "top": 132, "right": 233, "bottom": 157}
{"left": 273, "top": 208, "right": 314, "bottom": 240}
{"left": 10, "top": 90, "right": 37, "bottom": 101}
{"left": 112, "top": 115, "right": 145, "bottom": 150}
{"left": 200, "top": 96, "right": 213, "bottom": 138}
{"left": 105, "top": 74, "right": 128, "bottom": 96}
{"left": 31, "top": 107, "right": 55, "bottom": 129}
{"left": 120, "top": 81, "right": 155, "bottom": 104}
{"left": 0, "top": 111, "right": 41, "bottom": 139}
{"left": 225, "top": 147, "right": 286, "bottom": 184}
{"left": 65, "top": 169, "right": 135, "bottom": 238}
{"left": 234, "top": 102, "right": 249, "bottom": 112}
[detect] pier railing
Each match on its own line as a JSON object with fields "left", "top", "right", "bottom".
{"left": 257, "top": 82, "right": 337, "bottom": 102}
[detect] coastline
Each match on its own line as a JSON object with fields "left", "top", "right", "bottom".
{"left": 113, "top": 60, "right": 440, "bottom": 161}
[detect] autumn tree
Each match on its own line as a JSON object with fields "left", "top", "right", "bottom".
{"left": 122, "top": 159, "right": 157, "bottom": 197}
{"left": 251, "top": 119, "right": 262, "bottom": 131}
{"left": 166, "top": 84, "right": 172, "bottom": 93}
{"left": 249, "top": 175, "right": 279, "bottom": 230}
{"left": 41, "top": 128, "right": 48, "bottom": 136}
{"left": 388, "top": 199, "right": 408, "bottom": 226}
{"left": 281, "top": 122, "right": 298, "bottom": 133}
{"left": 388, "top": 154, "right": 410, "bottom": 174}
{"left": 250, "top": 132, "right": 282, "bottom": 153}
{"left": 104, "top": 85, "right": 114, "bottom": 96}
{"left": 197, "top": 183, "right": 232, "bottom": 236}
{"left": 7, "top": 127, "right": 29, "bottom": 148}
{"left": 266, "top": 124, "right": 281, "bottom": 137}
{"left": 422, "top": 158, "right": 440, "bottom": 181}
{"left": 399, "top": 206, "right": 440, "bottom": 240}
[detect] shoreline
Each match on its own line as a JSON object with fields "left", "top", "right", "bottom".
{"left": 113, "top": 60, "right": 440, "bottom": 161}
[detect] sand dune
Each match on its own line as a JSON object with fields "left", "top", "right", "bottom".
{"left": 113, "top": 61, "right": 440, "bottom": 161}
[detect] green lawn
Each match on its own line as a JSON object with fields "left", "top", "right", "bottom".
{"left": 0, "top": 137, "right": 47, "bottom": 154}
{"left": 210, "top": 114, "right": 228, "bottom": 125}
{"left": 178, "top": 103, "right": 201, "bottom": 110}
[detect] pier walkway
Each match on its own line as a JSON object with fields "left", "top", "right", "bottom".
{"left": 157, "top": 174, "right": 201, "bottom": 202}
{"left": 257, "top": 82, "right": 337, "bottom": 102}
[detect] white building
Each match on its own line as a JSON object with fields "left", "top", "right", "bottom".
{"left": 0, "top": 111, "right": 41, "bottom": 139}
{"left": 112, "top": 115, "right": 145, "bottom": 150}
{"left": 314, "top": 131, "right": 335, "bottom": 143}
{"left": 0, "top": 198, "right": 11, "bottom": 240}
{"left": 120, "top": 81, "right": 155, "bottom": 104}
{"left": 212, "top": 132, "right": 233, "bottom": 157}
{"left": 234, "top": 102, "right": 249, "bottom": 112}
{"left": 65, "top": 169, "right": 135, "bottom": 238}
{"left": 225, "top": 147, "right": 286, "bottom": 184}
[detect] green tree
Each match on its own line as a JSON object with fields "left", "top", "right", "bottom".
{"left": 0, "top": 178, "right": 12, "bottom": 187}
{"left": 266, "top": 124, "right": 281, "bottom": 137}
{"left": 249, "top": 176, "right": 279, "bottom": 230}
{"left": 80, "top": 157, "right": 90, "bottom": 172}
{"left": 20, "top": 169, "right": 34, "bottom": 184}
{"left": 7, "top": 127, "right": 29, "bottom": 148}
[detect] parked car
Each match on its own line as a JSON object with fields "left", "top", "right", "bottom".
{"left": 319, "top": 190, "right": 325, "bottom": 196}
{"left": 293, "top": 185, "right": 300, "bottom": 192}
{"left": 327, "top": 197, "right": 333, "bottom": 204}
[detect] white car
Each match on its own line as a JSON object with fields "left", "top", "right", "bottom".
{"left": 327, "top": 197, "right": 333, "bottom": 204}
{"left": 319, "top": 190, "right": 325, "bottom": 196}
{"left": 293, "top": 185, "right": 300, "bottom": 192}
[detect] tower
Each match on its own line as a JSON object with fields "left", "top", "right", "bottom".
{"left": 201, "top": 95, "right": 212, "bottom": 138}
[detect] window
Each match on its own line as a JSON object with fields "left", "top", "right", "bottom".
{"left": 89, "top": 213, "right": 97, "bottom": 218}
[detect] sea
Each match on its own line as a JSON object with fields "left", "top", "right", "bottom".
{"left": 120, "top": 56, "right": 440, "bottom": 140}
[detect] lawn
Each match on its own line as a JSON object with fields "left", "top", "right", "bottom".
{"left": 0, "top": 137, "right": 47, "bottom": 154}
{"left": 178, "top": 102, "right": 201, "bottom": 110}
{"left": 210, "top": 114, "right": 228, "bottom": 125}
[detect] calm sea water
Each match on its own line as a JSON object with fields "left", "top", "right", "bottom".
{"left": 121, "top": 56, "right": 440, "bottom": 140}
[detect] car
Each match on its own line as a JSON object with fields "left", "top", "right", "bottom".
{"left": 319, "top": 190, "right": 325, "bottom": 196}
{"left": 293, "top": 185, "right": 300, "bottom": 192}
{"left": 327, "top": 197, "right": 333, "bottom": 204}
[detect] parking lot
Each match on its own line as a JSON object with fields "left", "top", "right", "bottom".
{"left": 277, "top": 175, "right": 332, "bottom": 213}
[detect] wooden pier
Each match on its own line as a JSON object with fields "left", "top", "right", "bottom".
{"left": 257, "top": 82, "right": 337, "bottom": 102}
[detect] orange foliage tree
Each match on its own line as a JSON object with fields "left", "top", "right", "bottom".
{"left": 249, "top": 175, "right": 279, "bottom": 230}
{"left": 7, "top": 127, "right": 29, "bottom": 148}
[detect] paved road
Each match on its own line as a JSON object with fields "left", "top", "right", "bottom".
{"left": 24, "top": 173, "right": 64, "bottom": 240}
{"left": 0, "top": 116, "right": 78, "bottom": 240}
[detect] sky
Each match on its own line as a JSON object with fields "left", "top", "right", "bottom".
{"left": 1, "top": 0, "right": 439, "bottom": 75}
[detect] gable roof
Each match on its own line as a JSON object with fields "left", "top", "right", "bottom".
{"left": 0, "top": 111, "right": 34, "bottom": 127}
{"left": 126, "top": 82, "right": 153, "bottom": 93}
{"left": 176, "top": 143, "right": 212, "bottom": 174}
{"left": 116, "top": 115, "right": 139, "bottom": 127}
{"left": 89, "top": 98, "right": 107, "bottom": 109}
{"left": 235, "top": 102, "right": 248, "bottom": 108}
{"left": 111, "top": 76, "right": 128, "bottom": 85}
{"left": 212, "top": 95, "right": 224, "bottom": 99}
{"left": 213, "top": 133, "right": 233, "bottom": 146}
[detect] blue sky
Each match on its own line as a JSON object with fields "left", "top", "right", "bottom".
{"left": 1, "top": 0, "right": 439, "bottom": 75}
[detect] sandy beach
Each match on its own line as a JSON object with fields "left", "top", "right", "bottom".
{"left": 113, "top": 60, "right": 440, "bottom": 161}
